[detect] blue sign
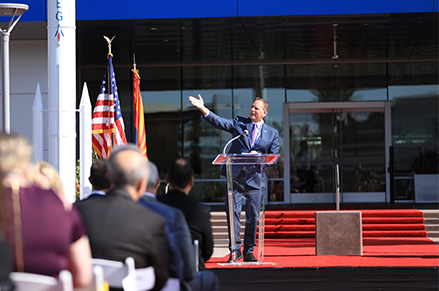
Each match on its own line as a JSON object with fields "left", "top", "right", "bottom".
{"left": 16, "top": 0, "right": 438, "bottom": 22}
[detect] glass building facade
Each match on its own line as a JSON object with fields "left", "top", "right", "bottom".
{"left": 77, "top": 13, "right": 438, "bottom": 204}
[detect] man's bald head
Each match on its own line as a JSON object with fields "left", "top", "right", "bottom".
{"left": 109, "top": 144, "right": 149, "bottom": 199}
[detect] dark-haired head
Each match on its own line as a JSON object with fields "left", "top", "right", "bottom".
{"left": 89, "top": 159, "right": 111, "bottom": 191}
{"left": 167, "top": 157, "right": 193, "bottom": 190}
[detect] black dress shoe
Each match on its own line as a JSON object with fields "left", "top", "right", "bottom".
{"left": 243, "top": 253, "right": 257, "bottom": 262}
{"left": 226, "top": 250, "right": 242, "bottom": 263}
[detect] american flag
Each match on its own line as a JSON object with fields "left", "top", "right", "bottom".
{"left": 92, "top": 54, "right": 127, "bottom": 159}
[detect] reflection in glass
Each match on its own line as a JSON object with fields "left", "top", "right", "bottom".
{"left": 268, "top": 180, "right": 284, "bottom": 202}
{"left": 388, "top": 62, "right": 438, "bottom": 200}
{"left": 290, "top": 112, "right": 332, "bottom": 194}
{"left": 390, "top": 84, "right": 439, "bottom": 173}
{"left": 157, "top": 180, "right": 227, "bottom": 203}
{"left": 181, "top": 66, "right": 233, "bottom": 203}
{"left": 181, "top": 18, "right": 233, "bottom": 62}
{"left": 287, "top": 64, "right": 387, "bottom": 102}
{"left": 140, "top": 67, "right": 181, "bottom": 179}
{"left": 190, "top": 181, "right": 227, "bottom": 203}
{"left": 289, "top": 108, "right": 386, "bottom": 196}
{"left": 338, "top": 111, "right": 386, "bottom": 194}
{"left": 183, "top": 88, "right": 233, "bottom": 182}
{"left": 394, "top": 179, "right": 414, "bottom": 200}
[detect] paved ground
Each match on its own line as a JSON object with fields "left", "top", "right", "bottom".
{"left": 212, "top": 245, "right": 229, "bottom": 258}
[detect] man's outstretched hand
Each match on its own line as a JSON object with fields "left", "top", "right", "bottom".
{"left": 188, "top": 94, "right": 209, "bottom": 115}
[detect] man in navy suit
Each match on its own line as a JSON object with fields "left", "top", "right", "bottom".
{"left": 139, "top": 161, "right": 197, "bottom": 291}
{"left": 188, "top": 94, "right": 279, "bottom": 263}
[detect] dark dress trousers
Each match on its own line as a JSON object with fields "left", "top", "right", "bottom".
{"left": 75, "top": 188, "right": 169, "bottom": 291}
{"left": 203, "top": 111, "right": 280, "bottom": 255}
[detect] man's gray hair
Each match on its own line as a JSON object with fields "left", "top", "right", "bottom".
{"left": 146, "top": 161, "right": 159, "bottom": 192}
{"left": 109, "top": 144, "right": 149, "bottom": 188}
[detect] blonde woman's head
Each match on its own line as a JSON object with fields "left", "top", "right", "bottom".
{"left": 0, "top": 133, "right": 33, "bottom": 231}
{"left": 0, "top": 133, "right": 33, "bottom": 183}
{"left": 35, "top": 161, "right": 71, "bottom": 210}
{"left": 35, "top": 161, "right": 64, "bottom": 195}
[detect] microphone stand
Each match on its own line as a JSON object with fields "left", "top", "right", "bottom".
{"left": 222, "top": 130, "right": 248, "bottom": 155}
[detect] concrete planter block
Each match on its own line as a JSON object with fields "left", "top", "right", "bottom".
{"left": 414, "top": 174, "right": 439, "bottom": 203}
{"left": 315, "top": 211, "right": 363, "bottom": 256}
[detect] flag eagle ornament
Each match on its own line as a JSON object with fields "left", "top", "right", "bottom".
{"left": 92, "top": 53, "right": 127, "bottom": 159}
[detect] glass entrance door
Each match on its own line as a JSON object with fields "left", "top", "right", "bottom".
{"left": 283, "top": 102, "right": 391, "bottom": 204}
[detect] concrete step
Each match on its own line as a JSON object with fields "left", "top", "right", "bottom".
{"left": 214, "top": 239, "right": 229, "bottom": 246}
{"left": 211, "top": 220, "right": 245, "bottom": 227}
{"left": 212, "top": 225, "right": 244, "bottom": 233}
{"left": 214, "top": 233, "right": 244, "bottom": 240}
{"left": 421, "top": 210, "right": 439, "bottom": 239}
{"left": 421, "top": 210, "right": 439, "bottom": 218}
{"left": 211, "top": 212, "right": 245, "bottom": 219}
{"left": 425, "top": 225, "right": 439, "bottom": 231}
{"left": 211, "top": 212, "right": 245, "bottom": 246}
{"left": 427, "top": 231, "right": 439, "bottom": 238}
{"left": 210, "top": 212, "right": 244, "bottom": 217}
{"left": 423, "top": 218, "right": 439, "bottom": 225}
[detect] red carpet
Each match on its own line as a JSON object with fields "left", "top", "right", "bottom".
{"left": 206, "top": 237, "right": 439, "bottom": 269}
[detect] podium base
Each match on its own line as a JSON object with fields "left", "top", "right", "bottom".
{"left": 217, "top": 262, "right": 278, "bottom": 267}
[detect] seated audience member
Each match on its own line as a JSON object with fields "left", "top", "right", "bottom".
{"left": 83, "top": 158, "right": 111, "bottom": 199}
{"left": 35, "top": 160, "right": 71, "bottom": 210}
{"left": 139, "top": 161, "right": 196, "bottom": 291}
{"left": 75, "top": 144, "right": 170, "bottom": 291}
{"left": 0, "top": 133, "right": 92, "bottom": 288}
{"left": 0, "top": 231, "right": 14, "bottom": 291}
{"left": 158, "top": 158, "right": 219, "bottom": 291}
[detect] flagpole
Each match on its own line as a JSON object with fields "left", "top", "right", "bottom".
{"left": 104, "top": 36, "right": 115, "bottom": 157}
{"left": 133, "top": 53, "right": 137, "bottom": 71}
{"left": 132, "top": 54, "right": 148, "bottom": 159}
{"left": 107, "top": 58, "right": 111, "bottom": 158}
{"left": 133, "top": 53, "right": 138, "bottom": 147}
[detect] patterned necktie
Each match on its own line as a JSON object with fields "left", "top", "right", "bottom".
{"left": 251, "top": 123, "right": 257, "bottom": 147}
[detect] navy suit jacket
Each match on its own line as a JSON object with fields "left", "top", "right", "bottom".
{"left": 138, "top": 195, "right": 196, "bottom": 282}
{"left": 203, "top": 111, "right": 280, "bottom": 189}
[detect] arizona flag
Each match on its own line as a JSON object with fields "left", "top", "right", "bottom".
{"left": 92, "top": 54, "right": 127, "bottom": 159}
{"left": 132, "top": 69, "right": 147, "bottom": 159}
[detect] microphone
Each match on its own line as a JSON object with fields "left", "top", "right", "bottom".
{"left": 222, "top": 130, "right": 249, "bottom": 155}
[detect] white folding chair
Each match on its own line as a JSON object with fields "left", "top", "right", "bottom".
{"left": 91, "top": 257, "right": 155, "bottom": 291}
{"left": 193, "top": 240, "right": 199, "bottom": 272}
{"left": 9, "top": 269, "right": 73, "bottom": 291}
{"left": 161, "top": 240, "right": 200, "bottom": 291}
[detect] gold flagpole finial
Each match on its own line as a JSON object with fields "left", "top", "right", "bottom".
{"left": 133, "top": 53, "right": 137, "bottom": 71}
{"left": 103, "top": 35, "right": 116, "bottom": 55}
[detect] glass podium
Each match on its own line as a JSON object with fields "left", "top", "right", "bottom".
{"left": 213, "top": 153, "right": 280, "bottom": 266}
